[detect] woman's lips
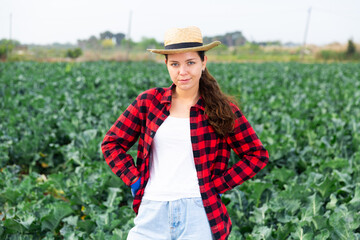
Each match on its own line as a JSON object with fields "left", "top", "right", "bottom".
{"left": 179, "top": 78, "right": 190, "bottom": 82}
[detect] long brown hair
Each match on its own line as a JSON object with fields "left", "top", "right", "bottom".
{"left": 199, "top": 57, "right": 237, "bottom": 137}
{"left": 165, "top": 51, "right": 237, "bottom": 137}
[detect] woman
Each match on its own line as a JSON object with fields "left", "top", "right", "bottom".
{"left": 101, "top": 26, "right": 269, "bottom": 240}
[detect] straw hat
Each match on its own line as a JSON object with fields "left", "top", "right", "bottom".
{"left": 147, "top": 26, "right": 221, "bottom": 54}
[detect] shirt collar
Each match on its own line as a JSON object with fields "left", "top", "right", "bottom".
{"left": 160, "top": 84, "right": 174, "bottom": 104}
{"left": 161, "top": 84, "right": 205, "bottom": 111}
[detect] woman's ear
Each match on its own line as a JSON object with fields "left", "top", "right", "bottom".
{"left": 202, "top": 55, "right": 208, "bottom": 70}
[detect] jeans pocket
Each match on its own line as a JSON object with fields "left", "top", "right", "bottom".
{"left": 192, "top": 197, "right": 204, "bottom": 208}
{"left": 139, "top": 198, "right": 151, "bottom": 206}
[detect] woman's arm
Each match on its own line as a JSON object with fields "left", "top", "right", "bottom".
{"left": 212, "top": 105, "right": 269, "bottom": 194}
{"left": 101, "top": 97, "right": 142, "bottom": 186}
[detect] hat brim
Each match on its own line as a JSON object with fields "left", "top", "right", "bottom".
{"left": 147, "top": 41, "right": 221, "bottom": 54}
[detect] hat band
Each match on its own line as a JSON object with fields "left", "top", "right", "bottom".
{"left": 165, "top": 42, "right": 203, "bottom": 50}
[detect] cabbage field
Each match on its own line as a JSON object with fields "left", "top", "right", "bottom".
{"left": 0, "top": 61, "right": 359, "bottom": 239}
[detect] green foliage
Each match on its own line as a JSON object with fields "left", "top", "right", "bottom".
{"left": 1, "top": 62, "right": 360, "bottom": 238}
{"left": 65, "top": 48, "right": 83, "bottom": 59}
{"left": 137, "top": 37, "right": 161, "bottom": 50}
{"left": 0, "top": 39, "right": 17, "bottom": 59}
{"left": 346, "top": 39, "right": 356, "bottom": 56}
{"left": 121, "top": 39, "right": 136, "bottom": 48}
{"left": 317, "top": 50, "right": 346, "bottom": 61}
{"left": 0, "top": 163, "right": 134, "bottom": 238}
{"left": 318, "top": 41, "right": 360, "bottom": 61}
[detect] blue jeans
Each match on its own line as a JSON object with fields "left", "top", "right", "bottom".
{"left": 127, "top": 197, "right": 214, "bottom": 240}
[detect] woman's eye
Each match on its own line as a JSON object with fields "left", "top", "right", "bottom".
{"left": 171, "top": 63, "right": 178, "bottom": 67}
{"left": 188, "top": 61, "right": 195, "bottom": 65}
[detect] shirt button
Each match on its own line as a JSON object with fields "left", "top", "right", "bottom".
{"left": 161, "top": 114, "right": 165, "bottom": 118}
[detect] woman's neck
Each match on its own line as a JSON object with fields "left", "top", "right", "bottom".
{"left": 169, "top": 86, "right": 200, "bottom": 118}
{"left": 173, "top": 86, "right": 200, "bottom": 105}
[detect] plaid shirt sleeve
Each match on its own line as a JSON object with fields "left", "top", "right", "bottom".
{"left": 101, "top": 96, "right": 142, "bottom": 186}
{"left": 212, "top": 103, "right": 269, "bottom": 193}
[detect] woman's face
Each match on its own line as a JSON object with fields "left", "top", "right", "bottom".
{"left": 166, "top": 51, "right": 207, "bottom": 94}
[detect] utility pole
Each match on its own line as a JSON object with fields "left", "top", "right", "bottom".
{"left": 126, "top": 10, "right": 132, "bottom": 61}
{"left": 301, "top": 7, "right": 312, "bottom": 60}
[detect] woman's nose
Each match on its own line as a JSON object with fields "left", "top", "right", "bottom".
{"left": 179, "top": 65, "right": 188, "bottom": 75}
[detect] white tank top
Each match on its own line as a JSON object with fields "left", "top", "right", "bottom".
{"left": 143, "top": 116, "right": 201, "bottom": 201}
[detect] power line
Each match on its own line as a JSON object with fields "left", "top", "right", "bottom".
{"left": 312, "top": 6, "right": 359, "bottom": 21}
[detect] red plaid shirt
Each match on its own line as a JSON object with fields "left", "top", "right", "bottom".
{"left": 101, "top": 84, "right": 269, "bottom": 240}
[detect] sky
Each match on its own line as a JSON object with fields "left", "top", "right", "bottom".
{"left": 1, "top": 0, "right": 359, "bottom": 46}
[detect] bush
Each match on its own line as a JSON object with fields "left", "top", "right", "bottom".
{"left": 0, "top": 39, "right": 16, "bottom": 60}
{"left": 346, "top": 39, "right": 356, "bottom": 56}
{"left": 66, "top": 48, "right": 83, "bottom": 59}
{"left": 317, "top": 41, "right": 360, "bottom": 61}
{"left": 101, "top": 39, "right": 115, "bottom": 49}
{"left": 137, "top": 37, "right": 161, "bottom": 50}
{"left": 317, "top": 50, "right": 346, "bottom": 61}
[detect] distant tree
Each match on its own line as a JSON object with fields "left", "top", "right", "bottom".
{"left": 114, "top": 33, "right": 125, "bottom": 46}
{"left": 203, "top": 31, "right": 247, "bottom": 47}
{"left": 225, "top": 31, "right": 247, "bottom": 46}
{"left": 88, "top": 36, "right": 101, "bottom": 48}
{"left": 121, "top": 38, "right": 136, "bottom": 48}
{"left": 100, "top": 31, "right": 114, "bottom": 40}
{"left": 66, "top": 48, "right": 83, "bottom": 59}
{"left": 77, "top": 35, "right": 101, "bottom": 49}
{"left": 346, "top": 39, "right": 356, "bottom": 56}
{"left": 253, "top": 41, "right": 282, "bottom": 46}
{"left": 137, "top": 37, "right": 161, "bottom": 50}
{"left": 99, "top": 31, "right": 126, "bottom": 46}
